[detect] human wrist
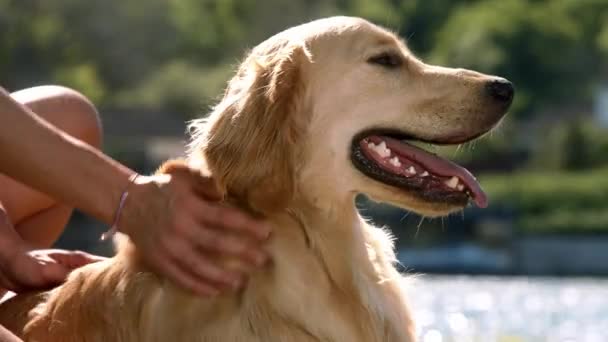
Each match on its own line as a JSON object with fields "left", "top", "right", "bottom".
{"left": 100, "top": 173, "right": 142, "bottom": 240}
{"left": 84, "top": 164, "right": 138, "bottom": 225}
{"left": 108, "top": 174, "right": 166, "bottom": 238}
{"left": 0, "top": 91, "right": 138, "bottom": 226}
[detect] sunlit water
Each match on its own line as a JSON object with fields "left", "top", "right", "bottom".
{"left": 409, "top": 276, "right": 608, "bottom": 342}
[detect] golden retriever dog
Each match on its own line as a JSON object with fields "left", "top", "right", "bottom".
{"left": 0, "top": 16, "right": 513, "bottom": 341}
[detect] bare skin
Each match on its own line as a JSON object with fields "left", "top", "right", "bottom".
{"left": 1, "top": 86, "right": 103, "bottom": 248}
{"left": 0, "top": 86, "right": 105, "bottom": 302}
{"left": 0, "top": 85, "right": 272, "bottom": 341}
{"left": 0, "top": 325, "right": 20, "bottom": 342}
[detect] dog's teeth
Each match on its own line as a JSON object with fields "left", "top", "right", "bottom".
{"left": 378, "top": 141, "right": 391, "bottom": 158}
{"left": 406, "top": 166, "right": 416, "bottom": 174}
{"left": 369, "top": 141, "right": 391, "bottom": 158}
{"left": 420, "top": 171, "right": 429, "bottom": 177}
{"left": 445, "top": 176, "right": 459, "bottom": 189}
{"left": 389, "top": 157, "right": 401, "bottom": 167}
{"left": 457, "top": 184, "right": 465, "bottom": 191}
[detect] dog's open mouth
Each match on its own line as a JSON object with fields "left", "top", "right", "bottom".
{"left": 351, "top": 130, "right": 487, "bottom": 208}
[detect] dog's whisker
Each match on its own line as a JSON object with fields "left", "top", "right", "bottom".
{"left": 399, "top": 211, "right": 411, "bottom": 223}
{"left": 414, "top": 216, "right": 426, "bottom": 238}
{"left": 452, "top": 144, "right": 464, "bottom": 158}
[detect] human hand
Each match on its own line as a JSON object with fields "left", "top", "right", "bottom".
{"left": 0, "top": 248, "right": 105, "bottom": 293}
{"left": 119, "top": 164, "right": 271, "bottom": 297}
{"left": 0, "top": 211, "right": 105, "bottom": 293}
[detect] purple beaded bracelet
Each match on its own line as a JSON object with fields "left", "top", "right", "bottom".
{"left": 101, "top": 173, "right": 139, "bottom": 241}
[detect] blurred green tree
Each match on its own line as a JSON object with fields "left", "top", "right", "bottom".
{"left": 430, "top": 0, "right": 608, "bottom": 118}
{"left": 1, "top": 0, "right": 607, "bottom": 121}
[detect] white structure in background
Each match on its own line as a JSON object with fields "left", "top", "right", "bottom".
{"left": 595, "top": 82, "right": 608, "bottom": 127}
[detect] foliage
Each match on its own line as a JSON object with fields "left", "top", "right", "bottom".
{"left": 527, "top": 117, "right": 608, "bottom": 171}
{"left": 2, "top": 0, "right": 607, "bottom": 117}
{"left": 481, "top": 168, "right": 608, "bottom": 233}
{"left": 430, "top": 0, "right": 608, "bottom": 117}
{"left": 114, "top": 61, "right": 235, "bottom": 118}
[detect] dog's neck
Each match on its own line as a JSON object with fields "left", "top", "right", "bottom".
{"left": 112, "top": 177, "right": 412, "bottom": 341}
{"left": 266, "top": 193, "right": 413, "bottom": 341}
{"left": 284, "top": 193, "right": 367, "bottom": 283}
{"left": 171, "top": 156, "right": 413, "bottom": 339}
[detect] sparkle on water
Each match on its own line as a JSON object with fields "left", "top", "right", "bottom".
{"left": 409, "top": 276, "right": 608, "bottom": 342}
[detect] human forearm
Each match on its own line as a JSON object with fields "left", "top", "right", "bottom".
{"left": 0, "top": 325, "right": 22, "bottom": 342}
{"left": 0, "top": 86, "right": 274, "bottom": 296}
{"left": 0, "top": 88, "right": 134, "bottom": 224}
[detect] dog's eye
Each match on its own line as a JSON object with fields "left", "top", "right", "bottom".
{"left": 367, "top": 52, "right": 403, "bottom": 69}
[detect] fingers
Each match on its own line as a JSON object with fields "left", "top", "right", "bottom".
{"left": 204, "top": 230, "right": 267, "bottom": 267}
{"left": 160, "top": 162, "right": 224, "bottom": 201}
{"left": 31, "top": 249, "right": 106, "bottom": 269}
{"left": 191, "top": 175, "right": 224, "bottom": 201}
{"left": 76, "top": 251, "right": 108, "bottom": 263}
{"left": 1, "top": 252, "right": 67, "bottom": 292}
{"left": 124, "top": 168, "right": 273, "bottom": 298}
{"left": 150, "top": 208, "right": 268, "bottom": 296}
{"left": 58, "top": 250, "right": 107, "bottom": 268}
{"left": 26, "top": 251, "right": 70, "bottom": 285}
{"left": 186, "top": 219, "right": 268, "bottom": 268}
{"left": 0, "top": 248, "right": 108, "bottom": 295}
{"left": 159, "top": 163, "right": 271, "bottom": 240}
{"left": 150, "top": 254, "right": 220, "bottom": 297}
{"left": 161, "top": 237, "right": 243, "bottom": 292}
{"left": 37, "top": 261, "right": 70, "bottom": 286}
{"left": 196, "top": 202, "right": 271, "bottom": 241}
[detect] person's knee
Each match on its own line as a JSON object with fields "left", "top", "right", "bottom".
{"left": 53, "top": 86, "right": 103, "bottom": 149}
{"left": 41, "top": 85, "right": 103, "bottom": 149}
{"left": 11, "top": 85, "right": 103, "bottom": 149}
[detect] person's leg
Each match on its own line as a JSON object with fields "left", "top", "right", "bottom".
{"left": 0, "top": 85, "right": 102, "bottom": 248}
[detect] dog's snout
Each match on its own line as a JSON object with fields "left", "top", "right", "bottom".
{"left": 485, "top": 78, "right": 514, "bottom": 104}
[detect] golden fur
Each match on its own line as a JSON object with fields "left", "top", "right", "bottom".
{"left": 0, "top": 16, "right": 510, "bottom": 341}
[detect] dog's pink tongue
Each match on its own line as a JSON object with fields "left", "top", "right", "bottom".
{"left": 375, "top": 136, "right": 488, "bottom": 208}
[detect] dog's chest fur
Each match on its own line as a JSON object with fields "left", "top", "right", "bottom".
{"left": 137, "top": 211, "right": 415, "bottom": 342}
{"left": 232, "top": 209, "right": 416, "bottom": 342}
{"left": 22, "top": 210, "right": 415, "bottom": 342}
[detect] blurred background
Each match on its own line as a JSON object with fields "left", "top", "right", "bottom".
{"left": 2, "top": 0, "right": 608, "bottom": 341}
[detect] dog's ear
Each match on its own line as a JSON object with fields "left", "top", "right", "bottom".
{"left": 191, "top": 43, "right": 310, "bottom": 214}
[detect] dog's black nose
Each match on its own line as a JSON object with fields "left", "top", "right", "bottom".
{"left": 485, "top": 78, "right": 514, "bottom": 104}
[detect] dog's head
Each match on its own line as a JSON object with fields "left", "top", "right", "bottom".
{"left": 189, "top": 16, "right": 513, "bottom": 217}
